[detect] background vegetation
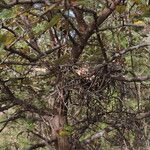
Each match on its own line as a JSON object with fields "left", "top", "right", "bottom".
{"left": 0, "top": 0, "right": 149, "bottom": 150}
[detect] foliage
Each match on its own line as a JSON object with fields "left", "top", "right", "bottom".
{"left": 0, "top": 0, "right": 150, "bottom": 150}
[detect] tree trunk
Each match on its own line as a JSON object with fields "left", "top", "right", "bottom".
{"left": 50, "top": 115, "right": 70, "bottom": 150}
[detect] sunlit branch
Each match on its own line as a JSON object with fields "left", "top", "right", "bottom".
{"left": 111, "top": 75, "right": 150, "bottom": 82}
{"left": 111, "top": 42, "right": 150, "bottom": 61}
{"left": 99, "top": 23, "right": 145, "bottom": 31}
{"left": 4, "top": 47, "right": 37, "bottom": 62}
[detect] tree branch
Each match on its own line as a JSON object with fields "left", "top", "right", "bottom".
{"left": 0, "top": 0, "right": 45, "bottom": 9}
{"left": 71, "top": 0, "right": 121, "bottom": 62}
{"left": 111, "top": 42, "right": 150, "bottom": 61}
{"left": 111, "top": 75, "right": 150, "bottom": 82}
{"left": 82, "top": 126, "right": 113, "bottom": 144}
{"left": 0, "top": 78, "right": 52, "bottom": 116}
{"left": 25, "top": 143, "right": 46, "bottom": 150}
{"left": 4, "top": 47, "right": 37, "bottom": 62}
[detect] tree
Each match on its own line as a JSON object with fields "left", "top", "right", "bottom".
{"left": 0, "top": 0, "right": 149, "bottom": 150}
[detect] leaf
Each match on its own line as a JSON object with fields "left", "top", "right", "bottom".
{"left": 139, "top": 5, "right": 150, "bottom": 17}
{"left": 59, "top": 130, "right": 70, "bottom": 137}
{"left": 48, "top": 15, "right": 61, "bottom": 27}
{"left": 45, "top": 3, "right": 57, "bottom": 11}
{"left": 131, "top": 0, "right": 141, "bottom": 4}
{"left": 0, "top": 33, "right": 15, "bottom": 46}
{"left": 73, "top": 0, "right": 90, "bottom": 5}
{"left": 0, "top": 33, "right": 6, "bottom": 44}
{"left": 116, "top": 5, "right": 126, "bottom": 14}
{"left": 4, "top": 33, "right": 15, "bottom": 46}
{"left": 33, "top": 21, "right": 48, "bottom": 34}
{"left": 64, "top": 124, "right": 73, "bottom": 132}
{"left": 133, "top": 20, "right": 145, "bottom": 26}
{"left": 0, "top": 9, "right": 16, "bottom": 19}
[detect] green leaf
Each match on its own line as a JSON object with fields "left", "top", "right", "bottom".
{"left": 64, "top": 124, "right": 74, "bottom": 132}
{"left": 48, "top": 14, "right": 61, "bottom": 27}
{"left": 0, "top": 9, "right": 16, "bottom": 19}
{"left": 33, "top": 21, "right": 48, "bottom": 34}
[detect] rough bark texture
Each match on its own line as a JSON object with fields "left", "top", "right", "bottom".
{"left": 50, "top": 115, "right": 70, "bottom": 150}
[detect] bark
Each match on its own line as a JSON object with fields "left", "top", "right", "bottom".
{"left": 50, "top": 115, "right": 70, "bottom": 150}
{"left": 50, "top": 85, "right": 70, "bottom": 150}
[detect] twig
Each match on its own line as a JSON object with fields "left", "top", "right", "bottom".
{"left": 111, "top": 75, "right": 150, "bottom": 82}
